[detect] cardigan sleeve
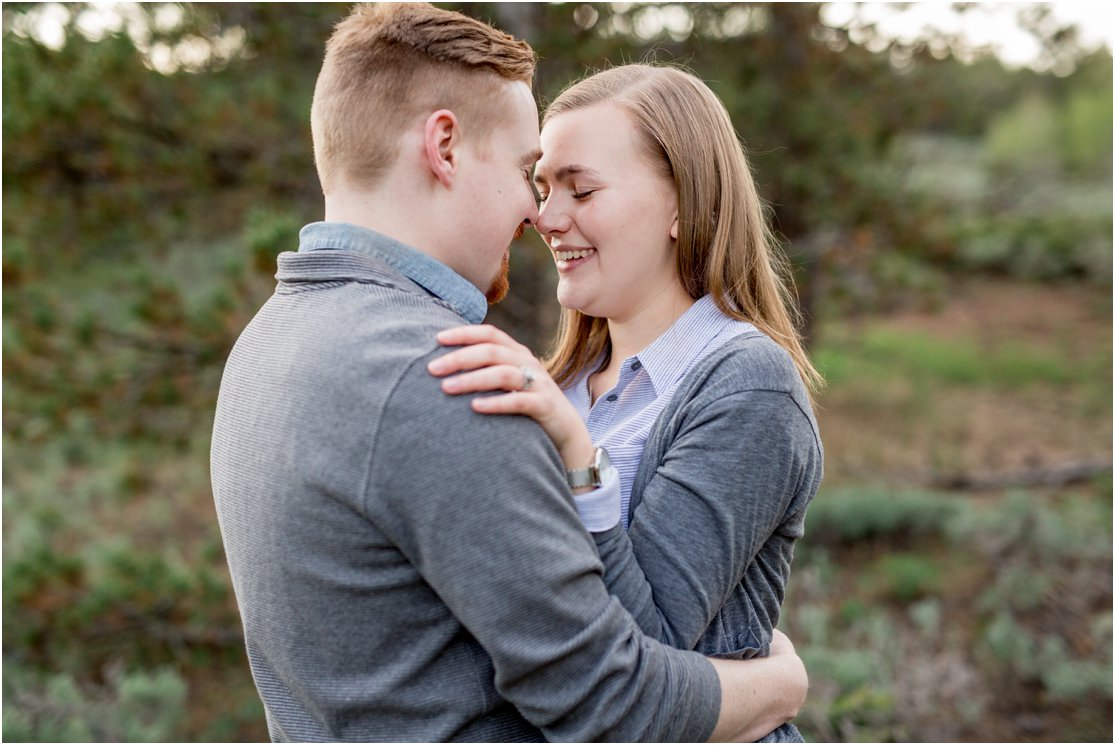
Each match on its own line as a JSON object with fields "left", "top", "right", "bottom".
{"left": 592, "top": 386, "right": 820, "bottom": 651}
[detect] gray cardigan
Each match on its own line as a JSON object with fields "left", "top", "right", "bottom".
{"left": 211, "top": 249, "right": 720, "bottom": 742}
{"left": 593, "top": 332, "right": 823, "bottom": 742}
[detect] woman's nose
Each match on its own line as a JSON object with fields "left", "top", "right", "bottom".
{"left": 535, "top": 199, "right": 569, "bottom": 236}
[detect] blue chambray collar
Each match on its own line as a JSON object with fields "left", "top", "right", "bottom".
{"left": 297, "top": 221, "right": 488, "bottom": 324}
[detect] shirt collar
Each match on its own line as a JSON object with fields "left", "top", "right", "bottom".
{"left": 633, "top": 295, "right": 737, "bottom": 394}
{"left": 297, "top": 221, "right": 488, "bottom": 324}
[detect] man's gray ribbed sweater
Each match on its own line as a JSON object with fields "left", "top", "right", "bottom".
{"left": 210, "top": 236, "right": 721, "bottom": 742}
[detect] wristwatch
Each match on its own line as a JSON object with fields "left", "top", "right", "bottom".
{"left": 566, "top": 446, "right": 611, "bottom": 489}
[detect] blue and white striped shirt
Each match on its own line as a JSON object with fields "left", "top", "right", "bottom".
{"left": 565, "top": 295, "right": 756, "bottom": 529}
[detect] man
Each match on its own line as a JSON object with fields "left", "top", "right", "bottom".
{"left": 211, "top": 4, "right": 807, "bottom": 741}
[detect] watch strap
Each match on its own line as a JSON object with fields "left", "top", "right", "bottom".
{"left": 566, "top": 446, "right": 609, "bottom": 489}
{"left": 566, "top": 465, "right": 601, "bottom": 489}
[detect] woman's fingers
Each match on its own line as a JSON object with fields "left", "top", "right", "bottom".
{"left": 440, "top": 365, "right": 536, "bottom": 395}
{"left": 427, "top": 342, "right": 526, "bottom": 376}
{"left": 439, "top": 365, "right": 552, "bottom": 418}
{"left": 436, "top": 324, "right": 531, "bottom": 354}
{"left": 470, "top": 392, "right": 547, "bottom": 417}
{"left": 468, "top": 383, "right": 593, "bottom": 471}
{"left": 425, "top": 325, "right": 590, "bottom": 465}
{"left": 435, "top": 359, "right": 593, "bottom": 470}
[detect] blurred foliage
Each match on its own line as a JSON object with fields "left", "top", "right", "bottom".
{"left": 815, "top": 326, "right": 1097, "bottom": 389}
{"left": 805, "top": 487, "right": 958, "bottom": 544}
{"left": 2, "top": 2, "right": 333, "bottom": 274}
{"left": 790, "top": 488, "right": 1112, "bottom": 741}
{"left": 3, "top": 667, "right": 187, "bottom": 742}
{"left": 2, "top": 2, "right": 1111, "bottom": 742}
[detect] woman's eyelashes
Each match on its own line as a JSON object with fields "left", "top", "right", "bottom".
{"left": 535, "top": 188, "right": 596, "bottom": 204}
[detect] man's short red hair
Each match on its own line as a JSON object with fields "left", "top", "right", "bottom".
{"left": 310, "top": 2, "right": 536, "bottom": 194}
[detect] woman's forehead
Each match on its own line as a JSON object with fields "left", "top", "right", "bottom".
{"left": 538, "top": 105, "right": 638, "bottom": 175}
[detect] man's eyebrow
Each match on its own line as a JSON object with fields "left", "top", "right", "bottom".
{"left": 520, "top": 149, "right": 543, "bottom": 167}
{"left": 533, "top": 164, "right": 599, "bottom": 185}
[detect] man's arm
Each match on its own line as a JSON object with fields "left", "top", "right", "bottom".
{"left": 370, "top": 350, "right": 713, "bottom": 741}
{"left": 370, "top": 349, "right": 807, "bottom": 742}
{"left": 709, "top": 630, "right": 808, "bottom": 742}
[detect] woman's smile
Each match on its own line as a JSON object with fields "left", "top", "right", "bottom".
{"left": 553, "top": 246, "right": 597, "bottom": 270}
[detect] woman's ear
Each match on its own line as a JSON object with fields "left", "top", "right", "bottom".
{"left": 670, "top": 214, "right": 679, "bottom": 240}
{"left": 423, "top": 109, "right": 460, "bottom": 188}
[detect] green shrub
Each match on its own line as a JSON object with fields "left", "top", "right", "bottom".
{"left": 1036, "top": 635, "right": 1114, "bottom": 700}
{"left": 828, "top": 685, "right": 896, "bottom": 731}
{"left": 2, "top": 667, "right": 186, "bottom": 742}
{"left": 982, "top": 611, "right": 1037, "bottom": 670}
{"left": 801, "top": 647, "right": 880, "bottom": 692}
{"left": 907, "top": 597, "right": 942, "bottom": 639}
{"left": 243, "top": 207, "right": 302, "bottom": 273}
{"left": 956, "top": 211, "right": 1113, "bottom": 282}
{"left": 806, "top": 487, "right": 957, "bottom": 545}
{"left": 797, "top": 642, "right": 901, "bottom": 742}
{"left": 946, "top": 490, "right": 1111, "bottom": 561}
{"left": 867, "top": 553, "right": 941, "bottom": 603}
{"left": 985, "top": 94, "right": 1061, "bottom": 171}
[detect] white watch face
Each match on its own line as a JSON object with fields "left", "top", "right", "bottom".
{"left": 594, "top": 446, "right": 610, "bottom": 473}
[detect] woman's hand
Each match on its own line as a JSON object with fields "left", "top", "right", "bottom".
{"left": 428, "top": 325, "right": 595, "bottom": 472}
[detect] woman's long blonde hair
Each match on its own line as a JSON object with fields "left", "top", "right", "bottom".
{"left": 542, "top": 64, "right": 823, "bottom": 399}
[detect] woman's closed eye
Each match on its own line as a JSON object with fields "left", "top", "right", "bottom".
{"left": 534, "top": 187, "right": 597, "bottom": 204}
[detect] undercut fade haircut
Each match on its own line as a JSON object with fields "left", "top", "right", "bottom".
{"left": 311, "top": 2, "right": 536, "bottom": 194}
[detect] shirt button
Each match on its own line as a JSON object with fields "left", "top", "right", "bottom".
{"left": 631, "top": 361, "right": 642, "bottom": 371}
{"left": 606, "top": 394, "right": 618, "bottom": 402}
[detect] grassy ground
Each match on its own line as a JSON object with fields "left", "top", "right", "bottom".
{"left": 816, "top": 277, "right": 1111, "bottom": 484}
{"left": 790, "top": 277, "right": 1112, "bottom": 741}
{"left": 3, "top": 271, "right": 1111, "bottom": 741}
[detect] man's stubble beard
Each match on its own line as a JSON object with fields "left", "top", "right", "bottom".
{"left": 486, "top": 222, "right": 526, "bottom": 304}
{"left": 485, "top": 252, "right": 511, "bottom": 304}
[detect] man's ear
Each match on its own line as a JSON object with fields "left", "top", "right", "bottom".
{"left": 423, "top": 109, "right": 460, "bottom": 188}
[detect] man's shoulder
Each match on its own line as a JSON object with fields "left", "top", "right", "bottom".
{"left": 274, "top": 248, "right": 476, "bottom": 334}
{"left": 321, "top": 277, "right": 472, "bottom": 338}
{"left": 363, "top": 328, "right": 569, "bottom": 535}
{"left": 257, "top": 275, "right": 473, "bottom": 367}
{"left": 378, "top": 340, "right": 556, "bottom": 451}
{"left": 218, "top": 278, "right": 475, "bottom": 438}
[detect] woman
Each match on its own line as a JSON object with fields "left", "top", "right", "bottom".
{"left": 430, "top": 64, "right": 823, "bottom": 742}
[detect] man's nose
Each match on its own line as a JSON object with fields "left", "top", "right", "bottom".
{"left": 524, "top": 196, "right": 539, "bottom": 228}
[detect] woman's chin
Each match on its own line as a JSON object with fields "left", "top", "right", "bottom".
{"left": 556, "top": 295, "right": 594, "bottom": 316}
{"left": 555, "top": 286, "right": 584, "bottom": 312}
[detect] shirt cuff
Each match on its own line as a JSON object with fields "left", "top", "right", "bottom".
{"left": 572, "top": 466, "right": 621, "bottom": 533}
